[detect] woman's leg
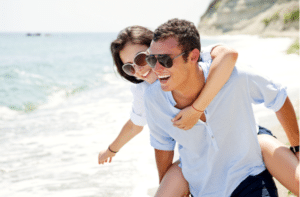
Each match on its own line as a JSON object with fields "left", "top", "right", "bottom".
{"left": 258, "top": 134, "right": 299, "bottom": 196}
{"left": 155, "top": 160, "right": 190, "bottom": 197}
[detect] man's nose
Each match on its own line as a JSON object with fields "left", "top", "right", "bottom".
{"left": 153, "top": 61, "right": 164, "bottom": 73}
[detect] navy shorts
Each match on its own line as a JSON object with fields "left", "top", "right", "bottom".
{"left": 190, "top": 170, "right": 278, "bottom": 197}
{"left": 258, "top": 126, "right": 276, "bottom": 138}
{"left": 231, "top": 170, "right": 278, "bottom": 197}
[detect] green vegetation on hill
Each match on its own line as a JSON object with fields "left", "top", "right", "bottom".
{"left": 262, "top": 8, "right": 299, "bottom": 27}
{"left": 284, "top": 9, "right": 299, "bottom": 24}
{"left": 262, "top": 11, "right": 280, "bottom": 26}
{"left": 287, "top": 39, "right": 299, "bottom": 55}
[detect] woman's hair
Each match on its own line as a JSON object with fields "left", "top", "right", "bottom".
{"left": 111, "top": 26, "right": 153, "bottom": 84}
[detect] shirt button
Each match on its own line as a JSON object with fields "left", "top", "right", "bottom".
{"left": 211, "top": 136, "right": 214, "bottom": 139}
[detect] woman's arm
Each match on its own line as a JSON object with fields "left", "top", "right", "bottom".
{"left": 98, "top": 119, "right": 143, "bottom": 164}
{"left": 275, "top": 96, "right": 300, "bottom": 159}
{"left": 172, "top": 45, "right": 238, "bottom": 130}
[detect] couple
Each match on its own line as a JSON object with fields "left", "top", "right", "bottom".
{"left": 99, "top": 19, "right": 299, "bottom": 196}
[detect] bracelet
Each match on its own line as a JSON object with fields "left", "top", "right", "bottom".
{"left": 108, "top": 146, "right": 118, "bottom": 154}
{"left": 290, "top": 145, "right": 299, "bottom": 154}
{"left": 192, "top": 104, "right": 204, "bottom": 113}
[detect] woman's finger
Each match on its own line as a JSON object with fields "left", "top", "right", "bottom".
{"left": 172, "top": 113, "right": 182, "bottom": 122}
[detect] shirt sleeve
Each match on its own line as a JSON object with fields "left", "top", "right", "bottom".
{"left": 130, "top": 83, "right": 147, "bottom": 126}
{"left": 144, "top": 84, "right": 176, "bottom": 151}
{"left": 201, "top": 43, "right": 223, "bottom": 62}
{"left": 247, "top": 66, "right": 287, "bottom": 112}
{"left": 150, "top": 132, "right": 176, "bottom": 151}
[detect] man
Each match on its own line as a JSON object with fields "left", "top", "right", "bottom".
{"left": 144, "top": 18, "right": 299, "bottom": 196}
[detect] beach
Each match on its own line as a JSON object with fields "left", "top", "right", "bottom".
{"left": 0, "top": 34, "right": 299, "bottom": 197}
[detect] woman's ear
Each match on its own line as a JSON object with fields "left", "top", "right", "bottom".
{"left": 189, "top": 48, "right": 200, "bottom": 63}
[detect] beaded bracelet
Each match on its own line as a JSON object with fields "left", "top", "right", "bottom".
{"left": 108, "top": 146, "right": 118, "bottom": 154}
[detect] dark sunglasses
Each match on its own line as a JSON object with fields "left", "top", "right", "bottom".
{"left": 145, "top": 52, "right": 185, "bottom": 68}
{"left": 122, "top": 52, "right": 148, "bottom": 76}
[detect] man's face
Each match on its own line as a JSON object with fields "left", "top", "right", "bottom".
{"left": 148, "top": 37, "right": 189, "bottom": 92}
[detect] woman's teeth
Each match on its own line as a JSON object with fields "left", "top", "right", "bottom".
{"left": 142, "top": 70, "right": 150, "bottom": 77}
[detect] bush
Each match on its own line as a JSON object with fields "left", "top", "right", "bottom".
{"left": 287, "top": 39, "right": 299, "bottom": 55}
{"left": 284, "top": 9, "right": 299, "bottom": 24}
{"left": 262, "top": 11, "right": 280, "bottom": 26}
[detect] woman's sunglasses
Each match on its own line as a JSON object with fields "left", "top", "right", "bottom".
{"left": 122, "top": 52, "right": 148, "bottom": 76}
{"left": 122, "top": 51, "right": 185, "bottom": 76}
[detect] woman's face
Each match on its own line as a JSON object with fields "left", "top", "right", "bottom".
{"left": 119, "top": 43, "right": 157, "bottom": 84}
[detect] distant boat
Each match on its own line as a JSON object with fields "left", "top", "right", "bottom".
{"left": 26, "top": 33, "right": 41, "bottom": 36}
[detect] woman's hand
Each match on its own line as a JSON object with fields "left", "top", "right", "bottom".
{"left": 98, "top": 149, "right": 116, "bottom": 164}
{"left": 295, "top": 152, "right": 299, "bottom": 161}
{"left": 172, "top": 106, "right": 203, "bottom": 130}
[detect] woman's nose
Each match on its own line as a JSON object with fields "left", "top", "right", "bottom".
{"left": 134, "top": 64, "right": 144, "bottom": 72}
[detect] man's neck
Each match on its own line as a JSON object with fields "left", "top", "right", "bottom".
{"left": 172, "top": 64, "right": 205, "bottom": 109}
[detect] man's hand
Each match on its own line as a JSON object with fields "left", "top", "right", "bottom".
{"left": 172, "top": 106, "right": 203, "bottom": 130}
{"left": 98, "top": 149, "right": 116, "bottom": 164}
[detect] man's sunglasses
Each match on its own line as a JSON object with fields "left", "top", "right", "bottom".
{"left": 145, "top": 52, "right": 185, "bottom": 68}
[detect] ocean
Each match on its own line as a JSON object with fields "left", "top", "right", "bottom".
{"left": 0, "top": 33, "right": 299, "bottom": 197}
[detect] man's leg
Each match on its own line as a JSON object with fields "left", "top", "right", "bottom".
{"left": 231, "top": 170, "right": 278, "bottom": 197}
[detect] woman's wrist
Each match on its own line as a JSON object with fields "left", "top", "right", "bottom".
{"left": 290, "top": 145, "right": 299, "bottom": 154}
{"left": 191, "top": 104, "right": 204, "bottom": 113}
{"left": 108, "top": 146, "right": 118, "bottom": 154}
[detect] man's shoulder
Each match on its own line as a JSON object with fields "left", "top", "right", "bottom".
{"left": 235, "top": 63, "right": 264, "bottom": 78}
{"left": 144, "top": 80, "right": 161, "bottom": 98}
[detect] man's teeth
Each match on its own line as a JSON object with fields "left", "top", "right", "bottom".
{"left": 158, "top": 75, "right": 170, "bottom": 79}
{"left": 142, "top": 70, "right": 150, "bottom": 77}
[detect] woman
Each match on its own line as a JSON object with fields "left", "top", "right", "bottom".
{"left": 98, "top": 26, "right": 299, "bottom": 196}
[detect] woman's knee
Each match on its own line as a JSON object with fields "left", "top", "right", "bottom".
{"left": 155, "top": 162, "right": 189, "bottom": 197}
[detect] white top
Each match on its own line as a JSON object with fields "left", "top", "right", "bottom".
{"left": 129, "top": 44, "right": 217, "bottom": 126}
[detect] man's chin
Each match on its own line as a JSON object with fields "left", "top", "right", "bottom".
{"left": 160, "top": 84, "right": 171, "bottom": 92}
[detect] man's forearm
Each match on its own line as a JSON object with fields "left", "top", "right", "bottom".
{"left": 155, "top": 149, "right": 174, "bottom": 183}
{"left": 276, "top": 96, "right": 299, "bottom": 146}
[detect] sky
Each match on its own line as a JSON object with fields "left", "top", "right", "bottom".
{"left": 0, "top": 0, "right": 212, "bottom": 33}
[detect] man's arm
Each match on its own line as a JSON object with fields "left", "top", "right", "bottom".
{"left": 155, "top": 149, "right": 174, "bottom": 183}
{"left": 276, "top": 96, "right": 300, "bottom": 159}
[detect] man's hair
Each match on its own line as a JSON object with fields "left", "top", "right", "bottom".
{"left": 153, "top": 18, "right": 201, "bottom": 62}
{"left": 110, "top": 26, "right": 153, "bottom": 84}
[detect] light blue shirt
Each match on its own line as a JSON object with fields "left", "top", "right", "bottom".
{"left": 144, "top": 62, "right": 287, "bottom": 197}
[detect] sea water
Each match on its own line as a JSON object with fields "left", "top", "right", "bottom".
{"left": 0, "top": 33, "right": 299, "bottom": 197}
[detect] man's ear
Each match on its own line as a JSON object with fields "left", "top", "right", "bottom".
{"left": 189, "top": 48, "right": 200, "bottom": 63}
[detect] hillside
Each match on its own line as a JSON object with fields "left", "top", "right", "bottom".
{"left": 198, "top": 0, "right": 299, "bottom": 38}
